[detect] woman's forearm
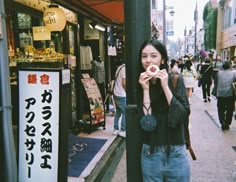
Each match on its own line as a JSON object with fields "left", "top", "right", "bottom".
{"left": 162, "top": 86, "right": 173, "bottom": 105}
{"left": 143, "top": 89, "right": 151, "bottom": 115}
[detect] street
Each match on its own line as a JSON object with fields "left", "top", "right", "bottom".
{"left": 111, "top": 81, "right": 236, "bottom": 182}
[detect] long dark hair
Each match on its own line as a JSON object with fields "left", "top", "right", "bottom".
{"left": 137, "top": 39, "right": 169, "bottom": 74}
{"left": 185, "top": 60, "right": 192, "bottom": 71}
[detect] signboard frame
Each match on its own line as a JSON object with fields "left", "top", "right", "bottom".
{"left": 18, "top": 68, "right": 70, "bottom": 182}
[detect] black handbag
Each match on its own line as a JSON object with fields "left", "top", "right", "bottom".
{"left": 211, "top": 85, "right": 217, "bottom": 96}
{"left": 198, "top": 79, "right": 202, "bottom": 87}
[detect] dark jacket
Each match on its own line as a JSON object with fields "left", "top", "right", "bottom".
{"left": 217, "top": 69, "right": 236, "bottom": 97}
{"left": 139, "top": 74, "right": 190, "bottom": 147}
{"left": 200, "top": 63, "right": 213, "bottom": 84}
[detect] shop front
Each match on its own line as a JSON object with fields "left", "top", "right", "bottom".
{"left": 2, "top": 0, "right": 124, "bottom": 180}
{"left": 221, "top": 25, "right": 236, "bottom": 60}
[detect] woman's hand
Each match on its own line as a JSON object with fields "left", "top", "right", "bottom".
{"left": 139, "top": 72, "right": 152, "bottom": 90}
{"left": 156, "top": 69, "right": 173, "bottom": 105}
{"left": 156, "top": 69, "right": 169, "bottom": 89}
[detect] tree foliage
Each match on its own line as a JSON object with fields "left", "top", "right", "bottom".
{"left": 203, "top": 2, "right": 218, "bottom": 50}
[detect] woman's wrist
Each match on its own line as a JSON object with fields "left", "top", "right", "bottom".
{"left": 143, "top": 90, "right": 150, "bottom": 104}
{"left": 143, "top": 101, "right": 151, "bottom": 105}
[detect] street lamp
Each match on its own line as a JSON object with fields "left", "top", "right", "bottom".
{"left": 163, "top": 0, "right": 175, "bottom": 46}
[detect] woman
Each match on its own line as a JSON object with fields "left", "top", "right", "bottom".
{"left": 138, "top": 39, "right": 190, "bottom": 181}
{"left": 182, "top": 59, "right": 196, "bottom": 103}
{"left": 200, "top": 58, "right": 213, "bottom": 102}
{"left": 216, "top": 61, "right": 236, "bottom": 130}
{"left": 212, "top": 54, "right": 223, "bottom": 80}
{"left": 169, "top": 59, "right": 179, "bottom": 74}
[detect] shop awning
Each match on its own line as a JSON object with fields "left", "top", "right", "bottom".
{"left": 56, "top": 0, "right": 124, "bottom": 25}
{"left": 81, "top": 0, "right": 124, "bottom": 24}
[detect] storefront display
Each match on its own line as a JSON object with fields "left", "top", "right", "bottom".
{"left": 80, "top": 74, "right": 105, "bottom": 133}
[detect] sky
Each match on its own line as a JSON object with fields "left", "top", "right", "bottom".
{"left": 167, "top": 0, "right": 210, "bottom": 41}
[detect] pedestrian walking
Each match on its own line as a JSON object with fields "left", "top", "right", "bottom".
{"left": 215, "top": 61, "right": 236, "bottom": 130}
{"left": 169, "top": 59, "right": 179, "bottom": 74}
{"left": 112, "top": 61, "right": 126, "bottom": 138}
{"left": 212, "top": 54, "right": 223, "bottom": 80}
{"left": 182, "top": 58, "right": 197, "bottom": 103}
{"left": 231, "top": 56, "right": 236, "bottom": 120}
{"left": 177, "top": 57, "right": 185, "bottom": 73}
{"left": 231, "top": 56, "right": 236, "bottom": 69}
{"left": 137, "top": 39, "right": 191, "bottom": 182}
{"left": 200, "top": 58, "right": 213, "bottom": 102}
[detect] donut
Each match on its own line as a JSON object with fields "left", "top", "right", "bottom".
{"left": 147, "top": 65, "right": 160, "bottom": 77}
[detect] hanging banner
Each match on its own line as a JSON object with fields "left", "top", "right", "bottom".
{"left": 18, "top": 70, "right": 60, "bottom": 181}
{"left": 157, "top": 10, "right": 164, "bottom": 41}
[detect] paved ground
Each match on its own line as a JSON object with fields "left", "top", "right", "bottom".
{"left": 67, "top": 111, "right": 119, "bottom": 182}
{"left": 111, "top": 81, "right": 236, "bottom": 182}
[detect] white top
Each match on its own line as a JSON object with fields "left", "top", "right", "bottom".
{"left": 182, "top": 67, "right": 196, "bottom": 88}
{"left": 114, "top": 64, "right": 126, "bottom": 97}
{"left": 80, "top": 46, "right": 93, "bottom": 70}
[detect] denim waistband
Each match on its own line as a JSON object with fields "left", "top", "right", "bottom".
{"left": 142, "top": 144, "right": 185, "bottom": 155}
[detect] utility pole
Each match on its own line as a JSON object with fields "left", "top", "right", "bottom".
{"left": 194, "top": 3, "right": 198, "bottom": 60}
{"left": 184, "top": 26, "right": 187, "bottom": 55}
{"left": 0, "top": 0, "right": 17, "bottom": 181}
{"left": 163, "top": 0, "right": 166, "bottom": 45}
{"left": 125, "top": 0, "right": 150, "bottom": 181}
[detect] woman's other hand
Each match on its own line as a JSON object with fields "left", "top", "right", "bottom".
{"left": 156, "top": 69, "right": 169, "bottom": 89}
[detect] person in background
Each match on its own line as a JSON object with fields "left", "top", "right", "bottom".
{"left": 92, "top": 56, "right": 105, "bottom": 101}
{"left": 208, "top": 52, "right": 214, "bottom": 64}
{"left": 137, "top": 39, "right": 190, "bottom": 182}
{"left": 177, "top": 57, "right": 185, "bottom": 73}
{"left": 215, "top": 61, "right": 236, "bottom": 130}
{"left": 231, "top": 56, "right": 236, "bottom": 69}
{"left": 112, "top": 61, "right": 126, "bottom": 138}
{"left": 196, "top": 57, "right": 204, "bottom": 73}
{"left": 200, "top": 58, "right": 213, "bottom": 102}
{"left": 169, "top": 59, "right": 179, "bottom": 74}
{"left": 231, "top": 56, "right": 236, "bottom": 120}
{"left": 182, "top": 59, "right": 196, "bottom": 103}
{"left": 212, "top": 54, "right": 223, "bottom": 80}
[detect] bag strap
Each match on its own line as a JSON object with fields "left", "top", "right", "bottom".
{"left": 202, "top": 65, "right": 212, "bottom": 77}
{"left": 172, "top": 74, "right": 179, "bottom": 91}
{"left": 114, "top": 64, "right": 125, "bottom": 81}
{"left": 172, "top": 74, "right": 196, "bottom": 160}
{"left": 112, "top": 64, "right": 125, "bottom": 92}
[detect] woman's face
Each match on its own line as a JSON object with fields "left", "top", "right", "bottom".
{"left": 216, "top": 55, "right": 221, "bottom": 60}
{"left": 141, "top": 44, "right": 163, "bottom": 70}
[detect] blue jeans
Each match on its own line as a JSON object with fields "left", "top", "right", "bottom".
{"left": 113, "top": 95, "right": 126, "bottom": 131}
{"left": 141, "top": 144, "right": 190, "bottom": 182}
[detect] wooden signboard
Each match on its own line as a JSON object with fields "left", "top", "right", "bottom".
{"left": 81, "top": 78, "right": 105, "bottom": 126}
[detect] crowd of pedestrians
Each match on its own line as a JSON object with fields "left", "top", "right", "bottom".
{"left": 170, "top": 52, "right": 236, "bottom": 131}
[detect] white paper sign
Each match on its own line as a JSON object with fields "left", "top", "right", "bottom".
{"left": 32, "top": 26, "right": 51, "bottom": 41}
{"left": 18, "top": 70, "right": 60, "bottom": 182}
